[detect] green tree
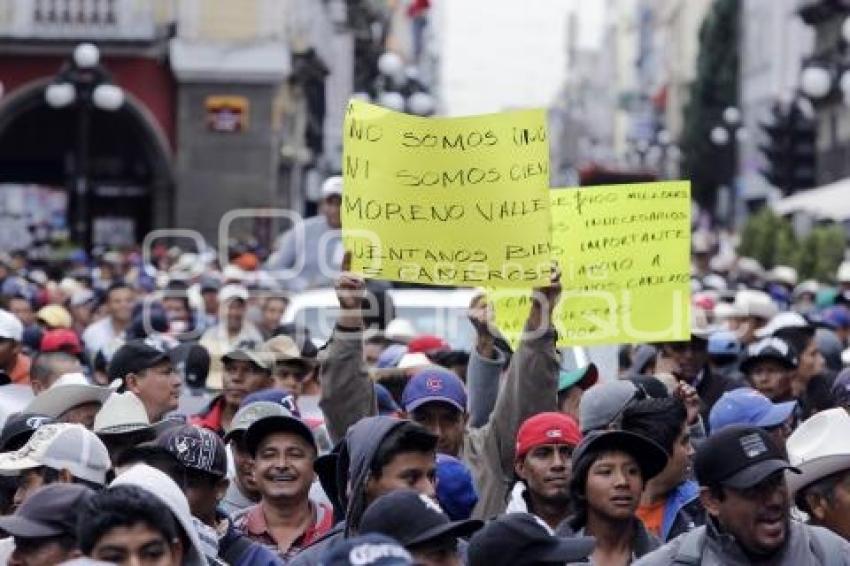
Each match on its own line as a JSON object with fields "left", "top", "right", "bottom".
{"left": 774, "top": 220, "right": 799, "bottom": 268}
{"left": 738, "top": 208, "right": 846, "bottom": 281}
{"left": 801, "top": 225, "right": 846, "bottom": 281}
{"left": 680, "top": 0, "right": 740, "bottom": 214}
{"left": 738, "top": 208, "right": 777, "bottom": 267}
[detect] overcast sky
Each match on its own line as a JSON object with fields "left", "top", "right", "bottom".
{"left": 437, "top": 0, "right": 607, "bottom": 115}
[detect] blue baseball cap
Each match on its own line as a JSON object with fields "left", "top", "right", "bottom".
{"left": 320, "top": 533, "right": 412, "bottom": 566}
{"left": 709, "top": 388, "right": 796, "bottom": 434}
{"left": 831, "top": 368, "right": 850, "bottom": 406}
{"left": 707, "top": 330, "right": 741, "bottom": 356}
{"left": 402, "top": 367, "right": 467, "bottom": 413}
{"left": 822, "top": 306, "right": 850, "bottom": 330}
{"left": 375, "top": 383, "right": 400, "bottom": 416}
{"left": 240, "top": 388, "right": 300, "bottom": 417}
{"left": 435, "top": 453, "right": 478, "bottom": 521}
{"left": 376, "top": 344, "right": 408, "bottom": 369}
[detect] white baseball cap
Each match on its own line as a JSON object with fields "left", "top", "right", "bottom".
{"left": 321, "top": 175, "right": 343, "bottom": 199}
{"left": 24, "top": 373, "right": 120, "bottom": 419}
{"left": 754, "top": 311, "right": 810, "bottom": 339}
{"left": 218, "top": 284, "right": 249, "bottom": 304}
{"left": 386, "top": 318, "right": 416, "bottom": 343}
{"left": 838, "top": 261, "right": 850, "bottom": 284}
{"left": 0, "top": 309, "right": 22, "bottom": 342}
{"left": 768, "top": 265, "right": 798, "bottom": 288}
{"left": 0, "top": 423, "right": 110, "bottom": 485}
{"left": 397, "top": 352, "right": 432, "bottom": 370}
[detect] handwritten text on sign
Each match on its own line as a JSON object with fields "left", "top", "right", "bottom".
{"left": 341, "top": 99, "right": 551, "bottom": 287}
{"left": 493, "top": 182, "right": 692, "bottom": 346}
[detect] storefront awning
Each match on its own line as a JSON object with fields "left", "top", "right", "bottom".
{"left": 771, "top": 178, "right": 850, "bottom": 221}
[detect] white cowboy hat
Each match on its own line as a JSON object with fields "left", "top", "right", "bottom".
{"left": 733, "top": 290, "right": 777, "bottom": 321}
{"left": 24, "top": 373, "right": 120, "bottom": 419}
{"left": 786, "top": 407, "right": 850, "bottom": 495}
{"left": 93, "top": 391, "right": 152, "bottom": 435}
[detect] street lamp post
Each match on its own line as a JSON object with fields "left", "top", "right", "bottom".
{"left": 626, "top": 129, "right": 680, "bottom": 179}
{"left": 799, "top": 15, "right": 850, "bottom": 104}
{"left": 709, "top": 106, "right": 747, "bottom": 229}
{"left": 44, "top": 43, "right": 124, "bottom": 253}
{"left": 358, "top": 51, "right": 436, "bottom": 116}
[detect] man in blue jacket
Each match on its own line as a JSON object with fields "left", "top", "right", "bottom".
{"left": 621, "top": 397, "right": 705, "bottom": 542}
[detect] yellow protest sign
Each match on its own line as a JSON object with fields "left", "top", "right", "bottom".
{"left": 341, "top": 99, "right": 551, "bottom": 288}
{"left": 493, "top": 182, "right": 692, "bottom": 347}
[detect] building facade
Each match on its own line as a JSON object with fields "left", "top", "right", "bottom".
{"left": 797, "top": 0, "right": 850, "bottom": 186}
{"left": 0, "top": 0, "right": 373, "bottom": 249}
{"left": 739, "top": 0, "right": 812, "bottom": 211}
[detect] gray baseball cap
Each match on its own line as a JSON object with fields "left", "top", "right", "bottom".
{"left": 578, "top": 380, "right": 638, "bottom": 433}
{"left": 0, "top": 483, "right": 93, "bottom": 537}
{"left": 224, "top": 401, "right": 293, "bottom": 443}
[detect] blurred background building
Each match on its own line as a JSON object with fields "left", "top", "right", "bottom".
{"left": 0, "top": 0, "right": 437, "bottom": 252}
{"left": 3, "top": 0, "right": 850, "bottom": 251}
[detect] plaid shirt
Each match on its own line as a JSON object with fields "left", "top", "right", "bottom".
{"left": 235, "top": 500, "right": 334, "bottom": 562}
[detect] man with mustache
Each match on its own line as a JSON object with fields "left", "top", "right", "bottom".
{"left": 635, "top": 425, "right": 850, "bottom": 565}
{"left": 192, "top": 348, "right": 273, "bottom": 435}
{"left": 234, "top": 408, "right": 333, "bottom": 561}
{"left": 506, "top": 412, "right": 582, "bottom": 530}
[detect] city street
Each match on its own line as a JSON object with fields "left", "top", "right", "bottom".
{"left": 1, "top": 1, "right": 850, "bottom": 565}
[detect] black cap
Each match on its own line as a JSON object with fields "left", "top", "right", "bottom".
{"left": 244, "top": 412, "right": 316, "bottom": 457}
{"left": 694, "top": 424, "right": 800, "bottom": 489}
{"left": 156, "top": 424, "right": 227, "bottom": 478}
{"left": 170, "top": 343, "right": 210, "bottom": 389}
{"left": 0, "top": 483, "right": 93, "bottom": 537}
{"left": 741, "top": 337, "right": 799, "bottom": 374}
{"left": 468, "top": 513, "right": 595, "bottom": 566}
{"left": 360, "top": 490, "right": 482, "bottom": 548}
{"left": 108, "top": 339, "right": 171, "bottom": 382}
{"left": 572, "top": 430, "right": 668, "bottom": 483}
{"left": 320, "top": 533, "right": 412, "bottom": 565}
{"left": 0, "top": 413, "right": 55, "bottom": 452}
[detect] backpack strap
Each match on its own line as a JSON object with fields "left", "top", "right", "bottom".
{"left": 220, "top": 533, "right": 255, "bottom": 565}
{"left": 672, "top": 526, "right": 706, "bottom": 566}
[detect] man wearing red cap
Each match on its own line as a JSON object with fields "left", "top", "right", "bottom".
{"left": 507, "top": 412, "right": 582, "bottom": 530}
{"left": 39, "top": 329, "right": 83, "bottom": 357}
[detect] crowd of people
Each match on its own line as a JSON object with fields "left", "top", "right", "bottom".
{"left": 5, "top": 218, "right": 850, "bottom": 565}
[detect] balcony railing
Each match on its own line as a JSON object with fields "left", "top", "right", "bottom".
{"left": 0, "top": 0, "right": 172, "bottom": 41}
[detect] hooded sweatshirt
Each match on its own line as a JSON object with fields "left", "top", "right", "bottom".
{"left": 111, "top": 464, "right": 207, "bottom": 566}
{"left": 288, "top": 416, "right": 407, "bottom": 566}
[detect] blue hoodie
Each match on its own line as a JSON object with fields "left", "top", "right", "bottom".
{"left": 660, "top": 479, "right": 704, "bottom": 542}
